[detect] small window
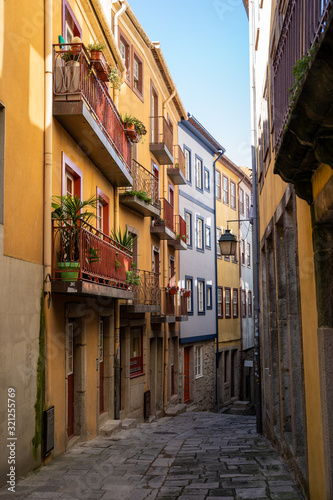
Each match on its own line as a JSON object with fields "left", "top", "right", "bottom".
{"left": 186, "top": 277, "right": 193, "bottom": 314}
{"left": 196, "top": 157, "right": 203, "bottom": 191}
{"left": 217, "top": 287, "right": 223, "bottom": 318}
{"left": 185, "top": 211, "right": 192, "bottom": 247}
{"left": 198, "top": 279, "right": 205, "bottom": 314}
{"left": 242, "top": 290, "right": 247, "bottom": 318}
{"left": 247, "top": 242, "right": 251, "bottom": 268}
{"left": 223, "top": 175, "right": 229, "bottom": 205}
{"left": 119, "top": 35, "right": 130, "bottom": 81}
{"left": 207, "top": 285, "right": 212, "bottom": 310}
{"left": 248, "top": 291, "right": 253, "bottom": 317}
{"left": 195, "top": 346, "right": 203, "bottom": 378}
{"left": 246, "top": 194, "right": 250, "bottom": 219}
{"left": 216, "top": 227, "right": 222, "bottom": 257}
{"left": 225, "top": 287, "right": 231, "bottom": 318}
{"left": 241, "top": 240, "right": 245, "bottom": 266}
{"left": 216, "top": 170, "right": 221, "bottom": 200}
{"left": 204, "top": 168, "right": 210, "bottom": 191}
{"left": 197, "top": 217, "right": 204, "bottom": 251}
{"left": 96, "top": 188, "right": 110, "bottom": 236}
{"left": 62, "top": 152, "right": 82, "bottom": 199}
{"left": 205, "top": 226, "right": 211, "bottom": 249}
{"left": 239, "top": 188, "right": 244, "bottom": 215}
{"left": 133, "top": 51, "right": 143, "bottom": 96}
{"left": 232, "top": 289, "right": 238, "bottom": 318}
{"left": 130, "top": 328, "right": 143, "bottom": 377}
{"left": 184, "top": 147, "right": 191, "bottom": 182}
{"left": 230, "top": 181, "right": 236, "bottom": 210}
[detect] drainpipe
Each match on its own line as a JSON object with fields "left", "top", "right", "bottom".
{"left": 237, "top": 172, "right": 246, "bottom": 401}
{"left": 249, "top": 0, "right": 262, "bottom": 433}
{"left": 113, "top": 0, "right": 126, "bottom": 47}
{"left": 214, "top": 150, "right": 225, "bottom": 413}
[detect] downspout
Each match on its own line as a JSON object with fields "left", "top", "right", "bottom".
{"left": 249, "top": 0, "right": 262, "bottom": 433}
{"left": 44, "top": 0, "right": 52, "bottom": 293}
{"left": 237, "top": 171, "right": 246, "bottom": 401}
{"left": 214, "top": 150, "right": 225, "bottom": 413}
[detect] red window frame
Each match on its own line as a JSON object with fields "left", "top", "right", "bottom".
{"left": 230, "top": 181, "right": 236, "bottom": 210}
{"left": 96, "top": 187, "right": 110, "bottom": 236}
{"left": 62, "top": 0, "right": 82, "bottom": 40}
{"left": 132, "top": 49, "right": 144, "bottom": 100}
{"left": 62, "top": 152, "right": 82, "bottom": 198}
{"left": 239, "top": 187, "right": 244, "bottom": 215}
{"left": 217, "top": 286, "right": 223, "bottom": 318}
{"left": 222, "top": 174, "right": 229, "bottom": 206}
{"left": 242, "top": 289, "right": 247, "bottom": 318}
{"left": 216, "top": 170, "right": 221, "bottom": 200}
{"left": 232, "top": 288, "right": 238, "bottom": 318}
{"left": 130, "top": 328, "right": 143, "bottom": 378}
{"left": 225, "top": 287, "right": 231, "bottom": 318}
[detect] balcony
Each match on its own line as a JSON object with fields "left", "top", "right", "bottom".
{"left": 51, "top": 219, "right": 133, "bottom": 299}
{"left": 151, "top": 289, "right": 188, "bottom": 323}
{"left": 167, "top": 146, "right": 186, "bottom": 185}
{"left": 149, "top": 116, "right": 174, "bottom": 164}
{"left": 273, "top": 1, "right": 333, "bottom": 203}
{"left": 53, "top": 43, "right": 132, "bottom": 187}
{"left": 119, "top": 160, "right": 161, "bottom": 217}
{"left": 121, "top": 270, "right": 161, "bottom": 313}
{"left": 150, "top": 198, "right": 175, "bottom": 240}
{"left": 168, "top": 215, "right": 187, "bottom": 250}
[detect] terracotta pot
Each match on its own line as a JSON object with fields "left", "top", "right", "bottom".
{"left": 90, "top": 50, "right": 102, "bottom": 61}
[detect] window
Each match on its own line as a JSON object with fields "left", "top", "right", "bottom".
{"left": 230, "top": 181, "right": 236, "bottom": 210}
{"left": 63, "top": 0, "right": 82, "bottom": 42}
{"left": 247, "top": 242, "right": 251, "bottom": 267}
{"left": 232, "top": 289, "right": 238, "bottom": 318}
{"left": 242, "top": 290, "right": 247, "bottom": 317}
{"left": 195, "top": 346, "right": 203, "bottom": 378}
{"left": 196, "top": 217, "right": 204, "bottom": 251}
{"left": 133, "top": 51, "right": 143, "bottom": 97}
{"left": 186, "top": 277, "right": 193, "bottom": 314}
{"left": 246, "top": 194, "right": 250, "bottom": 218}
{"left": 216, "top": 227, "right": 222, "bottom": 257}
{"left": 223, "top": 175, "right": 229, "bottom": 205}
{"left": 119, "top": 34, "right": 130, "bottom": 82}
{"left": 216, "top": 170, "right": 221, "bottom": 200}
{"left": 241, "top": 240, "right": 245, "bottom": 266}
{"left": 207, "top": 285, "right": 212, "bottom": 310}
{"left": 225, "top": 287, "right": 231, "bottom": 318}
{"left": 217, "top": 287, "right": 223, "bottom": 318}
{"left": 184, "top": 147, "right": 191, "bottom": 182}
{"left": 239, "top": 188, "right": 244, "bottom": 215}
{"left": 62, "top": 152, "right": 82, "bottom": 199}
{"left": 204, "top": 168, "right": 210, "bottom": 191}
{"left": 185, "top": 211, "right": 192, "bottom": 247}
{"left": 130, "top": 328, "right": 143, "bottom": 377}
{"left": 248, "top": 291, "right": 253, "bottom": 317}
{"left": 205, "top": 225, "right": 211, "bottom": 249}
{"left": 198, "top": 279, "right": 205, "bottom": 314}
{"left": 196, "top": 156, "right": 203, "bottom": 190}
{"left": 96, "top": 188, "right": 110, "bottom": 235}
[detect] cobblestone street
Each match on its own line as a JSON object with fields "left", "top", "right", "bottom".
{"left": 0, "top": 411, "right": 304, "bottom": 500}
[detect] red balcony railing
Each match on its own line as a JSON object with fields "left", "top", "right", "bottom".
{"left": 53, "top": 43, "right": 131, "bottom": 174}
{"left": 171, "top": 145, "right": 186, "bottom": 176}
{"left": 273, "top": 0, "right": 333, "bottom": 152}
{"left": 174, "top": 215, "right": 186, "bottom": 241}
{"left": 164, "top": 289, "right": 188, "bottom": 317}
{"left": 133, "top": 270, "right": 161, "bottom": 306}
{"left": 119, "top": 160, "right": 160, "bottom": 209}
{"left": 52, "top": 219, "right": 132, "bottom": 288}
{"left": 150, "top": 116, "right": 173, "bottom": 155}
{"left": 161, "top": 198, "right": 174, "bottom": 232}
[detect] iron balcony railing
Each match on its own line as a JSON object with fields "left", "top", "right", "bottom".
{"left": 165, "top": 289, "right": 188, "bottom": 317}
{"left": 174, "top": 215, "right": 186, "bottom": 242}
{"left": 169, "top": 145, "right": 186, "bottom": 176}
{"left": 150, "top": 116, "right": 174, "bottom": 155}
{"left": 53, "top": 43, "right": 131, "bottom": 174}
{"left": 133, "top": 270, "right": 161, "bottom": 306}
{"left": 52, "top": 219, "right": 132, "bottom": 288}
{"left": 119, "top": 160, "right": 160, "bottom": 209}
{"left": 273, "top": 0, "right": 333, "bottom": 152}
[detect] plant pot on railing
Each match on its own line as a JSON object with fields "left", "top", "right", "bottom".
{"left": 166, "top": 285, "right": 178, "bottom": 295}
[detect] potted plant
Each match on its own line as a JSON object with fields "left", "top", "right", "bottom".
{"left": 122, "top": 114, "right": 147, "bottom": 143}
{"left": 52, "top": 194, "right": 98, "bottom": 281}
{"left": 108, "top": 67, "right": 122, "bottom": 90}
{"left": 61, "top": 36, "right": 83, "bottom": 93}
{"left": 166, "top": 283, "right": 178, "bottom": 295}
{"left": 87, "top": 40, "right": 106, "bottom": 61}
{"left": 184, "top": 289, "right": 191, "bottom": 298}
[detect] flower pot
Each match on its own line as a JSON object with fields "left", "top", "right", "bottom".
{"left": 169, "top": 289, "right": 177, "bottom": 295}
{"left": 58, "top": 261, "right": 80, "bottom": 281}
{"left": 90, "top": 50, "right": 102, "bottom": 61}
{"left": 184, "top": 291, "right": 191, "bottom": 297}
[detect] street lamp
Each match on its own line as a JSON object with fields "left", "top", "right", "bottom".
{"left": 218, "top": 228, "right": 238, "bottom": 256}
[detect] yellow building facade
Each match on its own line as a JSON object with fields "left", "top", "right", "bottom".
{"left": 0, "top": 0, "right": 188, "bottom": 485}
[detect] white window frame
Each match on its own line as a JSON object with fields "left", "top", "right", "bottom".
{"left": 196, "top": 157, "right": 202, "bottom": 190}
{"left": 185, "top": 212, "right": 191, "bottom": 246}
{"left": 198, "top": 280, "right": 204, "bottom": 313}
{"left": 184, "top": 148, "right": 190, "bottom": 182}
{"left": 197, "top": 218, "right": 203, "bottom": 250}
{"left": 186, "top": 278, "right": 193, "bottom": 313}
{"left": 195, "top": 346, "right": 203, "bottom": 378}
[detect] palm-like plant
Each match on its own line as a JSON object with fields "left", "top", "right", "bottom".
{"left": 52, "top": 194, "right": 98, "bottom": 262}
{"left": 110, "top": 227, "right": 136, "bottom": 252}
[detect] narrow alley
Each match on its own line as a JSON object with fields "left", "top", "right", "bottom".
{"left": 1, "top": 410, "right": 304, "bottom": 500}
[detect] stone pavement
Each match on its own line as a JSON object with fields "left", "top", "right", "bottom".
{"left": 0, "top": 411, "right": 304, "bottom": 500}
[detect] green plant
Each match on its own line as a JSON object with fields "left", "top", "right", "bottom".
{"left": 288, "top": 46, "right": 316, "bottom": 107}
{"left": 126, "top": 270, "right": 140, "bottom": 286}
{"left": 52, "top": 194, "right": 98, "bottom": 262}
{"left": 108, "top": 67, "right": 122, "bottom": 90}
{"left": 87, "top": 40, "right": 105, "bottom": 52}
{"left": 110, "top": 227, "right": 136, "bottom": 251}
{"left": 123, "top": 189, "right": 152, "bottom": 204}
{"left": 122, "top": 114, "right": 147, "bottom": 136}
{"left": 182, "top": 234, "right": 186, "bottom": 242}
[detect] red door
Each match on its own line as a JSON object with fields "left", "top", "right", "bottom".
{"left": 99, "top": 319, "right": 104, "bottom": 414}
{"left": 67, "top": 323, "right": 74, "bottom": 439}
{"left": 184, "top": 347, "right": 190, "bottom": 402}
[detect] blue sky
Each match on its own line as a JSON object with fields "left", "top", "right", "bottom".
{"left": 128, "top": 0, "right": 251, "bottom": 168}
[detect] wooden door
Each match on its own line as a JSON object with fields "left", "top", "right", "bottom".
{"left": 67, "top": 322, "right": 74, "bottom": 439}
{"left": 99, "top": 319, "right": 104, "bottom": 414}
{"left": 184, "top": 347, "right": 190, "bottom": 403}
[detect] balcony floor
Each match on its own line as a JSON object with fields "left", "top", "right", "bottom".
{"left": 168, "top": 239, "right": 187, "bottom": 250}
{"left": 149, "top": 143, "right": 174, "bottom": 165}
{"left": 150, "top": 224, "right": 175, "bottom": 240}
{"left": 119, "top": 194, "right": 161, "bottom": 217}
{"left": 121, "top": 304, "right": 161, "bottom": 313}
{"left": 53, "top": 99, "right": 132, "bottom": 187}
{"left": 167, "top": 167, "right": 187, "bottom": 185}
{"left": 52, "top": 280, "right": 133, "bottom": 299}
